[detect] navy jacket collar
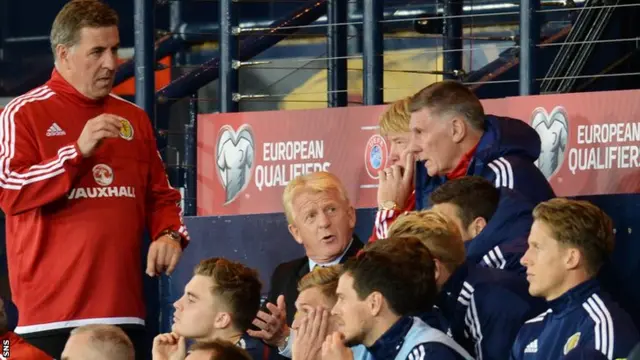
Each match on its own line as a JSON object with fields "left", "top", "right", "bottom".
{"left": 437, "top": 263, "right": 471, "bottom": 309}
{"left": 464, "top": 188, "right": 534, "bottom": 263}
{"left": 548, "top": 278, "right": 600, "bottom": 315}
{"left": 367, "top": 316, "right": 413, "bottom": 359}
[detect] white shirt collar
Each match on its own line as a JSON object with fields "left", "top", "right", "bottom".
{"left": 308, "top": 237, "right": 354, "bottom": 271}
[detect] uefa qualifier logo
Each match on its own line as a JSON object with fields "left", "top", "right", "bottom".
{"left": 216, "top": 124, "right": 255, "bottom": 204}
{"left": 530, "top": 106, "right": 569, "bottom": 179}
{"left": 364, "top": 134, "right": 388, "bottom": 179}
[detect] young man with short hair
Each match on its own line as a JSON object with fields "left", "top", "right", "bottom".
{"left": 511, "top": 198, "right": 639, "bottom": 359}
{"left": 323, "top": 237, "right": 473, "bottom": 360}
{"left": 153, "top": 258, "right": 263, "bottom": 360}
{"left": 371, "top": 97, "right": 416, "bottom": 242}
{"left": 429, "top": 176, "right": 534, "bottom": 273}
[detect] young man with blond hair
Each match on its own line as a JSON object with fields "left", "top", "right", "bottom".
{"left": 388, "top": 210, "right": 544, "bottom": 360}
{"left": 371, "top": 97, "right": 416, "bottom": 242}
{"left": 249, "top": 172, "right": 363, "bottom": 357}
{"left": 271, "top": 266, "right": 368, "bottom": 360}
{"left": 153, "top": 258, "right": 263, "bottom": 360}
{"left": 511, "top": 198, "right": 639, "bottom": 359}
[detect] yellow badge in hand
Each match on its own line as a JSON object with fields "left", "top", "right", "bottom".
{"left": 119, "top": 119, "right": 134, "bottom": 141}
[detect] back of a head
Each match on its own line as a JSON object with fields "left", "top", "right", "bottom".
{"left": 189, "top": 339, "right": 251, "bottom": 360}
{"left": 533, "top": 198, "right": 614, "bottom": 276}
{"left": 194, "top": 258, "right": 263, "bottom": 333}
{"left": 408, "top": 80, "right": 485, "bottom": 131}
{"left": 66, "top": 324, "right": 134, "bottom": 360}
{"left": 388, "top": 210, "right": 466, "bottom": 273}
{"left": 379, "top": 97, "right": 411, "bottom": 135}
{"left": 50, "top": 0, "right": 119, "bottom": 59}
{"left": 428, "top": 176, "right": 500, "bottom": 227}
{"left": 343, "top": 236, "right": 437, "bottom": 316}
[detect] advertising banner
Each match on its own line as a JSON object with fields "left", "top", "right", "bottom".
{"left": 198, "top": 89, "right": 640, "bottom": 216}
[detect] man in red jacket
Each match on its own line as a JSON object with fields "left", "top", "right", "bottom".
{"left": 370, "top": 97, "right": 416, "bottom": 243}
{"left": 0, "top": 1, "right": 189, "bottom": 359}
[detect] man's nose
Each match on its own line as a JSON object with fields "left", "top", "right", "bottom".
{"left": 103, "top": 51, "right": 118, "bottom": 71}
{"left": 408, "top": 136, "right": 420, "bottom": 154}
{"left": 318, "top": 211, "right": 331, "bottom": 228}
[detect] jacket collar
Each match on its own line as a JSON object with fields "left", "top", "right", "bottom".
{"left": 46, "top": 68, "right": 108, "bottom": 108}
{"left": 548, "top": 278, "right": 600, "bottom": 315}
{"left": 367, "top": 316, "right": 414, "bottom": 359}
{"left": 301, "top": 234, "right": 363, "bottom": 276}
{"left": 437, "top": 262, "right": 471, "bottom": 311}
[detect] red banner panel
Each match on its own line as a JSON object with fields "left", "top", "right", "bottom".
{"left": 197, "top": 89, "right": 640, "bottom": 216}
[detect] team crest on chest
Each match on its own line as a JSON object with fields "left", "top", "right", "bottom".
{"left": 563, "top": 332, "right": 581, "bottom": 355}
{"left": 119, "top": 118, "right": 134, "bottom": 140}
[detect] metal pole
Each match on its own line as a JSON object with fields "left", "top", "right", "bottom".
{"left": 170, "top": 0, "right": 185, "bottom": 68}
{"left": 134, "top": 0, "right": 156, "bottom": 124}
{"left": 363, "top": 0, "right": 383, "bottom": 105}
{"left": 134, "top": 0, "right": 160, "bottom": 350}
{"left": 443, "top": 0, "right": 463, "bottom": 80}
{"left": 519, "top": 0, "right": 540, "bottom": 95}
{"left": 347, "top": 1, "right": 362, "bottom": 55}
{"left": 219, "top": 0, "right": 239, "bottom": 113}
{"left": 327, "top": 0, "right": 348, "bottom": 107}
{"left": 183, "top": 94, "right": 198, "bottom": 217}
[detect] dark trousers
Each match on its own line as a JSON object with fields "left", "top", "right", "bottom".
{"left": 21, "top": 325, "right": 147, "bottom": 360}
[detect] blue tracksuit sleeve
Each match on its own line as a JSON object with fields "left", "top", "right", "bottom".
{"left": 472, "top": 285, "right": 535, "bottom": 360}
{"left": 577, "top": 324, "right": 631, "bottom": 360}
{"left": 404, "top": 343, "right": 466, "bottom": 360}
{"left": 478, "top": 241, "right": 528, "bottom": 274}
{"left": 480, "top": 155, "right": 555, "bottom": 205}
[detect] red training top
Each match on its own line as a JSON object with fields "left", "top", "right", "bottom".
{"left": 0, "top": 70, "right": 189, "bottom": 334}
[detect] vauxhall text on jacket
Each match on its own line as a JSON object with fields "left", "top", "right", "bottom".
{"left": 0, "top": 70, "right": 188, "bottom": 334}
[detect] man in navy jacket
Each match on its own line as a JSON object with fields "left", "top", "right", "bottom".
{"left": 428, "top": 176, "right": 533, "bottom": 274}
{"left": 407, "top": 80, "right": 554, "bottom": 210}
{"left": 322, "top": 237, "right": 473, "bottom": 360}
{"left": 511, "top": 198, "right": 639, "bottom": 360}
{"left": 388, "top": 210, "right": 546, "bottom": 360}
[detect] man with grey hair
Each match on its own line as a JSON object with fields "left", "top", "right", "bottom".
{"left": 1, "top": 0, "right": 189, "bottom": 358}
{"left": 248, "top": 172, "right": 363, "bottom": 359}
{"left": 61, "top": 325, "right": 134, "bottom": 360}
{"left": 407, "top": 80, "right": 555, "bottom": 210}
